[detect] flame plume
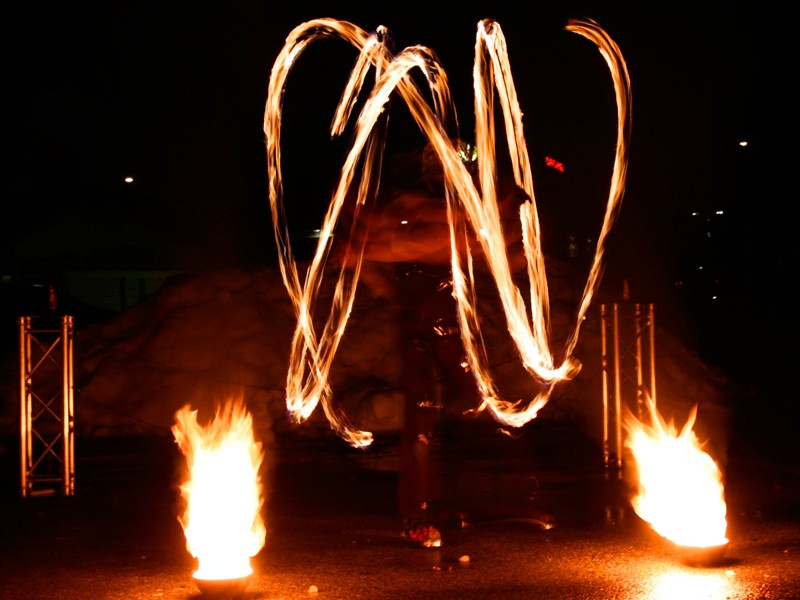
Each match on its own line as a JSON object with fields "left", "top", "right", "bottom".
{"left": 264, "top": 18, "right": 632, "bottom": 446}
{"left": 624, "top": 399, "right": 728, "bottom": 549}
{"left": 172, "top": 401, "right": 266, "bottom": 581}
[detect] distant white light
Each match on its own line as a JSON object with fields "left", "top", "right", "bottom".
{"left": 715, "top": 210, "right": 724, "bottom": 215}
{"left": 124, "top": 176, "right": 134, "bottom": 184}
{"left": 739, "top": 140, "right": 748, "bottom": 147}
{"left": 691, "top": 212, "right": 699, "bottom": 216}
{"left": 400, "top": 220, "right": 408, "bottom": 225}
{"left": 309, "top": 228, "right": 331, "bottom": 240}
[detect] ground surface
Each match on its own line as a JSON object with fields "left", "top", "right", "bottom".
{"left": 1, "top": 419, "right": 799, "bottom": 600}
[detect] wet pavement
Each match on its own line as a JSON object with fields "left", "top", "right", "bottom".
{"left": 1, "top": 419, "right": 799, "bottom": 600}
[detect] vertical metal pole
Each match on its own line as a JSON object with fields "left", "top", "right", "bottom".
{"left": 601, "top": 305, "right": 610, "bottom": 468}
{"left": 612, "top": 304, "right": 623, "bottom": 469}
{"left": 649, "top": 303, "right": 657, "bottom": 408}
{"left": 634, "top": 304, "right": 645, "bottom": 420}
{"left": 62, "top": 316, "right": 75, "bottom": 496}
{"left": 18, "top": 317, "right": 31, "bottom": 497}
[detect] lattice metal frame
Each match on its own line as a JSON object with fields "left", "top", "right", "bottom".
{"left": 600, "top": 303, "right": 656, "bottom": 470}
{"left": 19, "top": 315, "right": 75, "bottom": 497}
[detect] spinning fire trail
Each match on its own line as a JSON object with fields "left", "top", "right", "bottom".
{"left": 264, "top": 18, "right": 632, "bottom": 447}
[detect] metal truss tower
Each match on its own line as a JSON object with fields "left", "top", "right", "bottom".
{"left": 18, "top": 315, "right": 75, "bottom": 497}
{"left": 600, "top": 302, "right": 657, "bottom": 471}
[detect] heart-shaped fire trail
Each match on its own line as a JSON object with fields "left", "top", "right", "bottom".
{"left": 264, "top": 17, "right": 631, "bottom": 447}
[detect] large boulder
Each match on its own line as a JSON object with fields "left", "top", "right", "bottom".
{"left": 1, "top": 258, "right": 728, "bottom": 464}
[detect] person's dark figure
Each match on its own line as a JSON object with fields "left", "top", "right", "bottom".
{"left": 395, "top": 262, "right": 469, "bottom": 547}
{"left": 332, "top": 144, "right": 525, "bottom": 547}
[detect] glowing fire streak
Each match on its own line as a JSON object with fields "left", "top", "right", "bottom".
{"left": 264, "top": 18, "right": 631, "bottom": 446}
{"left": 624, "top": 399, "right": 728, "bottom": 549}
{"left": 172, "top": 401, "right": 266, "bottom": 581}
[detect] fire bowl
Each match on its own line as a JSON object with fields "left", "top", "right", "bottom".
{"left": 675, "top": 541, "right": 729, "bottom": 567}
{"left": 194, "top": 575, "right": 251, "bottom": 598}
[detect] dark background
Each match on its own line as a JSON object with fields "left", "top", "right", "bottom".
{"left": 3, "top": 3, "right": 789, "bottom": 442}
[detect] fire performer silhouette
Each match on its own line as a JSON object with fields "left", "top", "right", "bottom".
{"left": 333, "top": 143, "right": 527, "bottom": 546}
{"left": 265, "top": 15, "right": 631, "bottom": 548}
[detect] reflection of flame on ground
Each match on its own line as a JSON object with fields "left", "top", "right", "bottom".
{"left": 650, "top": 570, "right": 738, "bottom": 600}
{"left": 624, "top": 398, "right": 728, "bottom": 549}
{"left": 172, "top": 400, "right": 266, "bottom": 581}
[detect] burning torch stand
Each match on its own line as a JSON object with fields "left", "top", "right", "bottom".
{"left": 600, "top": 302, "right": 657, "bottom": 474}
{"left": 18, "top": 315, "right": 75, "bottom": 498}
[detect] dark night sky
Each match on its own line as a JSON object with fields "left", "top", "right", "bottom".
{"left": 4, "top": 3, "right": 772, "bottom": 253}
{"left": 3, "top": 3, "right": 788, "bottom": 390}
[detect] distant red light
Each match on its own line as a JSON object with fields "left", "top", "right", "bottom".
{"left": 545, "top": 156, "right": 564, "bottom": 172}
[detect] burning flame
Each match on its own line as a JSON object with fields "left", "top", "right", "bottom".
{"left": 264, "top": 18, "right": 631, "bottom": 445}
{"left": 172, "top": 401, "right": 266, "bottom": 581}
{"left": 624, "top": 399, "right": 728, "bottom": 549}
